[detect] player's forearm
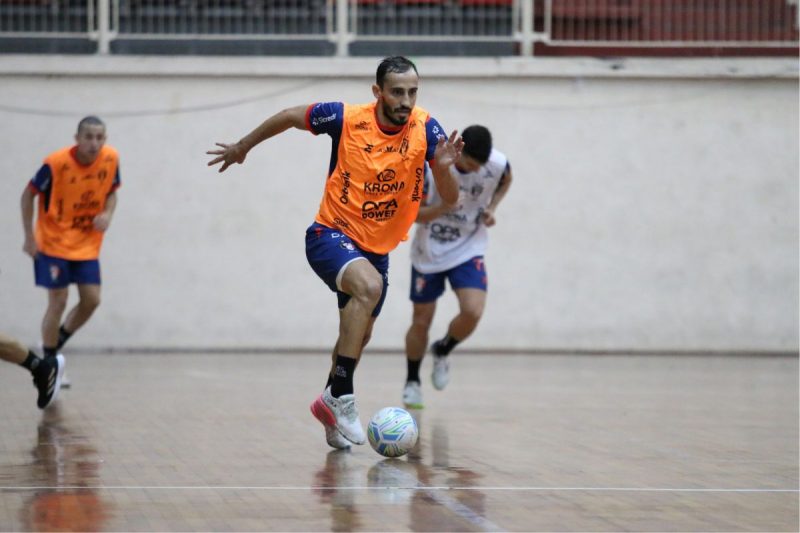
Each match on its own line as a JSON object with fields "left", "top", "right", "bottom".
{"left": 237, "top": 105, "right": 308, "bottom": 153}
{"left": 103, "top": 191, "right": 118, "bottom": 218}
{"left": 416, "top": 204, "right": 449, "bottom": 223}
{"left": 20, "top": 187, "right": 35, "bottom": 238}
{"left": 488, "top": 170, "right": 513, "bottom": 211}
{"left": 430, "top": 163, "right": 459, "bottom": 204}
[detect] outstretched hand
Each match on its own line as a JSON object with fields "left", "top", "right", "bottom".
{"left": 433, "top": 130, "right": 464, "bottom": 170}
{"left": 206, "top": 142, "right": 248, "bottom": 173}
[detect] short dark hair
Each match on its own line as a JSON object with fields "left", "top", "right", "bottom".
{"left": 77, "top": 115, "right": 105, "bottom": 134}
{"left": 461, "top": 125, "right": 492, "bottom": 164}
{"left": 376, "top": 56, "right": 418, "bottom": 88}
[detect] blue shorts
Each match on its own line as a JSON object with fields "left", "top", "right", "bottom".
{"left": 410, "top": 256, "right": 487, "bottom": 303}
{"left": 34, "top": 252, "right": 101, "bottom": 289}
{"left": 305, "top": 222, "right": 389, "bottom": 317}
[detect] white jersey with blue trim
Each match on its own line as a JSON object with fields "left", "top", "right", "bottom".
{"left": 410, "top": 148, "right": 509, "bottom": 274}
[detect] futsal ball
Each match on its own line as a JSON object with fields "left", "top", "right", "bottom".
{"left": 368, "top": 407, "right": 419, "bottom": 458}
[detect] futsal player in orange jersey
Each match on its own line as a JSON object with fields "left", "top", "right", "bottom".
{"left": 208, "top": 56, "right": 463, "bottom": 450}
{"left": 21, "top": 116, "right": 121, "bottom": 387}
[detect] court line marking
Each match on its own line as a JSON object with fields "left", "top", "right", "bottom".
{"left": 1, "top": 486, "right": 796, "bottom": 493}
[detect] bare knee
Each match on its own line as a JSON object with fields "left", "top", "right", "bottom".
{"left": 459, "top": 306, "right": 483, "bottom": 326}
{"left": 341, "top": 260, "right": 384, "bottom": 311}
{"left": 409, "top": 304, "right": 435, "bottom": 335}
{"left": 410, "top": 314, "right": 433, "bottom": 335}
{"left": 352, "top": 274, "right": 383, "bottom": 308}
{"left": 47, "top": 293, "right": 68, "bottom": 315}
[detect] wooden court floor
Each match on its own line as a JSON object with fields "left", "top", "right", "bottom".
{"left": 0, "top": 351, "right": 797, "bottom": 532}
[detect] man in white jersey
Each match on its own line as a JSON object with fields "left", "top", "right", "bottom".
{"left": 402, "top": 125, "right": 513, "bottom": 408}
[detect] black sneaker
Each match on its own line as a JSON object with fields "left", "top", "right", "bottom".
{"left": 33, "top": 354, "right": 64, "bottom": 409}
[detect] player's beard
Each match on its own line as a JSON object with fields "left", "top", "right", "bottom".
{"left": 382, "top": 101, "right": 411, "bottom": 126}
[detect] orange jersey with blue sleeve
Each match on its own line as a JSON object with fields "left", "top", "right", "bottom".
{"left": 307, "top": 101, "right": 446, "bottom": 254}
{"left": 29, "top": 145, "right": 121, "bottom": 260}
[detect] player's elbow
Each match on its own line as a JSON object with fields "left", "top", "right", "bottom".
{"left": 439, "top": 189, "right": 458, "bottom": 205}
{"left": 281, "top": 105, "right": 309, "bottom": 130}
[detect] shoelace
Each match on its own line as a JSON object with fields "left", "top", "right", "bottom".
{"left": 338, "top": 397, "right": 357, "bottom": 421}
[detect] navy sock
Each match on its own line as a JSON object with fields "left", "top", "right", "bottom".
{"left": 43, "top": 346, "right": 57, "bottom": 359}
{"left": 330, "top": 355, "right": 356, "bottom": 398}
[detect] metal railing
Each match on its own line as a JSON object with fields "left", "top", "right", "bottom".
{"left": 0, "top": 0, "right": 797, "bottom": 55}
{"left": 545, "top": 0, "right": 800, "bottom": 48}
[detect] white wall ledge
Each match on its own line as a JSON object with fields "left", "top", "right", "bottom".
{"left": 0, "top": 54, "right": 796, "bottom": 79}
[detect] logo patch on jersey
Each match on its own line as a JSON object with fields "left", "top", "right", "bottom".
{"left": 333, "top": 217, "right": 350, "bottom": 230}
{"left": 411, "top": 168, "right": 423, "bottom": 202}
{"left": 376, "top": 169, "right": 396, "bottom": 183}
{"left": 364, "top": 169, "right": 404, "bottom": 196}
{"left": 430, "top": 223, "right": 460, "bottom": 243}
{"left": 74, "top": 190, "right": 100, "bottom": 212}
{"left": 445, "top": 212, "right": 468, "bottom": 223}
{"left": 339, "top": 241, "right": 356, "bottom": 252}
{"left": 49, "top": 265, "right": 61, "bottom": 282}
{"left": 472, "top": 257, "right": 485, "bottom": 272}
{"left": 378, "top": 139, "right": 410, "bottom": 159}
{"left": 399, "top": 137, "right": 409, "bottom": 157}
{"left": 311, "top": 113, "right": 337, "bottom": 127}
{"left": 364, "top": 181, "right": 405, "bottom": 195}
{"left": 339, "top": 170, "right": 351, "bottom": 204}
{"left": 355, "top": 120, "right": 370, "bottom": 131}
{"left": 362, "top": 199, "right": 398, "bottom": 221}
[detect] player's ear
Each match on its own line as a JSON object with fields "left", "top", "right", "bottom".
{"left": 372, "top": 83, "right": 381, "bottom": 99}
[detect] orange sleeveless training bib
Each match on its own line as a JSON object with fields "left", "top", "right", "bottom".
{"left": 314, "top": 103, "right": 429, "bottom": 254}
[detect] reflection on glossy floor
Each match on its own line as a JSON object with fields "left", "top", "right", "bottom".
{"left": 0, "top": 352, "right": 797, "bottom": 532}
